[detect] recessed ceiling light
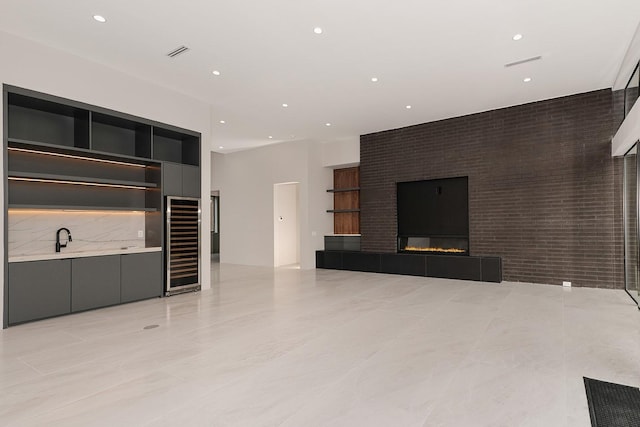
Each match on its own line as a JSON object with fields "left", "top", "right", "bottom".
{"left": 313, "top": 27, "right": 323, "bottom": 34}
{"left": 371, "top": 77, "right": 378, "bottom": 82}
{"left": 523, "top": 77, "right": 532, "bottom": 82}
{"left": 93, "top": 15, "right": 106, "bottom": 23}
{"left": 282, "top": 103, "right": 288, "bottom": 108}
{"left": 405, "top": 105, "right": 412, "bottom": 109}
{"left": 268, "top": 136, "right": 273, "bottom": 139}
{"left": 325, "top": 123, "right": 331, "bottom": 127}
{"left": 219, "top": 120, "right": 225, "bottom": 124}
{"left": 219, "top": 146, "right": 224, "bottom": 149}
{"left": 212, "top": 70, "right": 221, "bottom": 76}
{"left": 513, "top": 34, "right": 523, "bottom": 41}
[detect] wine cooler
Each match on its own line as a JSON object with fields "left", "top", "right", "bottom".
{"left": 166, "top": 196, "right": 201, "bottom": 295}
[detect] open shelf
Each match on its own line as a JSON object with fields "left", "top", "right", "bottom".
{"left": 8, "top": 204, "right": 158, "bottom": 212}
{"left": 153, "top": 127, "right": 200, "bottom": 166}
{"left": 7, "top": 92, "right": 89, "bottom": 149}
{"left": 326, "top": 209, "right": 361, "bottom": 213}
{"left": 326, "top": 187, "right": 360, "bottom": 193}
{"left": 8, "top": 171, "right": 157, "bottom": 188}
{"left": 91, "top": 112, "right": 151, "bottom": 158}
{"left": 7, "top": 138, "right": 155, "bottom": 166}
{"left": 5, "top": 87, "right": 201, "bottom": 167}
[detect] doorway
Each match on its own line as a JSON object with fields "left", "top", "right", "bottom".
{"left": 211, "top": 192, "right": 220, "bottom": 263}
{"left": 274, "top": 183, "right": 300, "bottom": 267}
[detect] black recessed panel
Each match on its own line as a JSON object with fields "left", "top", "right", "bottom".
{"left": 316, "top": 251, "right": 325, "bottom": 268}
{"left": 342, "top": 252, "right": 380, "bottom": 272}
{"left": 427, "top": 255, "right": 481, "bottom": 281}
{"left": 397, "top": 176, "right": 469, "bottom": 238}
{"left": 380, "top": 254, "right": 425, "bottom": 276}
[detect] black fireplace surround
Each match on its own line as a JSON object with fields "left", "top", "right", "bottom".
{"left": 397, "top": 176, "right": 469, "bottom": 255}
{"left": 317, "top": 175, "right": 502, "bottom": 283}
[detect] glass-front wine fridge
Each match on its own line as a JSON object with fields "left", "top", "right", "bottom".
{"left": 166, "top": 196, "right": 200, "bottom": 295}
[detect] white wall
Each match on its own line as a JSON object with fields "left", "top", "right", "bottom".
{"left": 322, "top": 137, "right": 360, "bottom": 168}
{"left": 212, "top": 140, "right": 333, "bottom": 269}
{"left": 273, "top": 183, "right": 299, "bottom": 267}
{"left": 0, "top": 31, "right": 212, "bottom": 326}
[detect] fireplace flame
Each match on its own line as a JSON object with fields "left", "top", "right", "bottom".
{"left": 404, "top": 246, "right": 466, "bottom": 253}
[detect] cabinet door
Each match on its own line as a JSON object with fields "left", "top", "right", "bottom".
{"left": 121, "top": 252, "right": 162, "bottom": 303}
{"left": 162, "top": 162, "right": 183, "bottom": 196}
{"left": 8, "top": 260, "right": 71, "bottom": 325}
{"left": 71, "top": 255, "right": 120, "bottom": 312}
{"left": 182, "top": 165, "right": 201, "bottom": 198}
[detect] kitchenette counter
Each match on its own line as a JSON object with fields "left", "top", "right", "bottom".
{"left": 9, "top": 247, "right": 162, "bottom": 263}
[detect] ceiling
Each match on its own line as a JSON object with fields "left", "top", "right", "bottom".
{"left": 1, "top": 1, "right": 639, "bottom": 153}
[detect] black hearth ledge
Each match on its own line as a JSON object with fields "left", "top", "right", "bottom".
{"left": 316, "top": 250, "right": 502, "bottom": 283}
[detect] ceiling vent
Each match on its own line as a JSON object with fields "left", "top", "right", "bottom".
{"left": 504, "top": 55, "right": 542, "bottom": 68}
{"left": 167, "top": 46, "right": 190, "bottom": 58}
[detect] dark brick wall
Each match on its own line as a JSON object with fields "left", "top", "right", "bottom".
{"left": 360, "top": 89, "right": 624, "bottom": 288}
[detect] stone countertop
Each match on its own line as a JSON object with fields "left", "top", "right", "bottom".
{"left": 9, "top": 247, "right": 162, "bottom": 263}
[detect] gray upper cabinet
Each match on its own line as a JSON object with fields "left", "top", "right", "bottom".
{"left": 71, "top": 255, "right": 121, "bottom": 312}
{"left": 182, "top": 165, "right": 201, "bottom": 198}
{"left": 8, "top": 259, "right": 71, "bottom": 325}
{"left": 121, "top": 252, "right": 162, "bottom": 303}
{"left": 162, "top": 162, "right": 183, "bottom": 196}
{"left": 162, "top": 163, "right": 200, "bottom": 197}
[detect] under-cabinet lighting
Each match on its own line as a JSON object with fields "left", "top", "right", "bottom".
{"left": 9, "top": 209, "right": 145, "bottom": 215}
{"left": 9, "top": 177, "right": 148, "bottom": 190}
{"left": 8, "top": 147, "right": 147, "bottom": 168}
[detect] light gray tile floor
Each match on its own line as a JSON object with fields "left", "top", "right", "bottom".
{"left": 1, "top": 263, "right": 638, "bottom": 426}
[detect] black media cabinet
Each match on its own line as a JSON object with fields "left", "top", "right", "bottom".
{"left": 316, "top": 251, "right": 501, "bottom": 283}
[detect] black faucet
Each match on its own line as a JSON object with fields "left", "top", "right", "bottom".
{"left": 55, "top": 228, "right": 72, "bottom": 253}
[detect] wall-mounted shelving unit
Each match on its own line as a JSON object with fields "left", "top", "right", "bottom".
{"left": 3, "top": 85, "right": 202, "bottom": 327}
{"left": 326, "top": 167, "right": 360, "bottom": 234}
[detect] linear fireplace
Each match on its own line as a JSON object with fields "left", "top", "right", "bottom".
{"left": 397, "top": 177, "right": 469, "bottom": 255}
{"left": 398, "top": 236, "right": 468, "bottom": 255}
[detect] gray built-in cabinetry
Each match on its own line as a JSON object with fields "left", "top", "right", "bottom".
{"left": 7, "top": 252, "right": 162, "bottom": 325}
{"left": 162, "top": 162, "right": 201, "bottom": 198}
{"left": 121, "top": 252, "right": 163, "bottom": 303}
{"left": 3, "top": 85, "right": 201, "bottom": 327}
{"left": 71, "top": 255, "right": 121, "bottom": 312}
{"left": 7, "top": 260, "right": 71, "bottom": 325}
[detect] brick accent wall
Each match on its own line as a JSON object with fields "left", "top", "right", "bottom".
{"left": 360, "top": 89, "right": 624, "bottom": 288}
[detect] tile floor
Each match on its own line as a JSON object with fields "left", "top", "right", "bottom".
{"left": 1, "top": 263, "right": 639, "bottom": 426}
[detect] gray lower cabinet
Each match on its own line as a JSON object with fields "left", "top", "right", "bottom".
{"left": 8, "top": 259, "right": 71, "bottom": 325}
{"left": 121, "top": 252, "right": 162, "bottom": 303}
{"left": 71, "top": 255, "right": 121, "bottom": 312}
{"left": 182, "top": 165, "right": 200, "bottom": 198}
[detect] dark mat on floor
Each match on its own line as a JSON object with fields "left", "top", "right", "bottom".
{"left": 584, "top": 377, "right": 640, "bottom": 427}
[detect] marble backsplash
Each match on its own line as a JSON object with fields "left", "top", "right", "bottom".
{"left": 8, "top": 210, "right": 147, "bottom": 256}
